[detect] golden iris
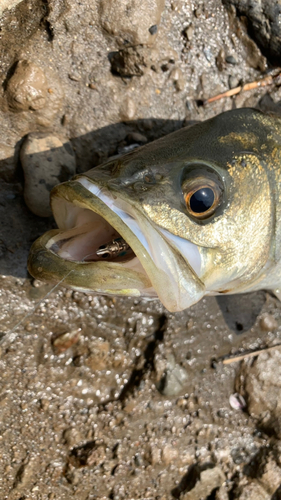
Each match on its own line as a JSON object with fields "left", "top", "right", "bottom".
{"left": 183, "top": 178, "right": 222, "bottom": 219}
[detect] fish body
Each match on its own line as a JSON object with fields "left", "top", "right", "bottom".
{"left": 28, "top": 108, "right": 281, "bottom": 312}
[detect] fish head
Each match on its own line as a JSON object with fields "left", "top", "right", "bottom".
{"left": 28, "top": 108, "right": 279, "bottom": 312}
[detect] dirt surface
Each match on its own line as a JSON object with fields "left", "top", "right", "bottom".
{"left": 2, "top": 0, "right": 281, "bottom": 499}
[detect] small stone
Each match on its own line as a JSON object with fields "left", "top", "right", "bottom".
{"left": 119, "top": 97, "right": 137, "bottom": 121}
{"left": 162, "top": 445, "right": 178, "bottom": 465}
{"left": 229, "top": 75, "right": 239, "bottom": 89}
{"left": 169, "top": 67, "right": 185, "bottom": 91}
{"left": 225, "top": 54, "right": 238, "bottom": 65}
{"left": 216, "top": 49, "right": 225, "bottom": 72}
{"left": 6, "top": 60, "right": 47, "bottom": 112}
{"left": 68, "top": 72, "right": 81, "bottom": 82}
{"left": 52, "top": 329, "right": 81, "bottom": 354}
{"left": 149, "top": 25, "right": 158, "bottom": 35}
{"left": 32, "top": 279, "right": 45, "bottom": 288}
{"left": 229, "top": 393, "right": 246, "bottom": 410}
{"left": 259, "top": 313, "right": 278, "bottom": 332}
{"left": 126, "top": 132, "right": 147, "bottom": 144}
{"left": 21, "top": 132, "right": 76, "bottom": 217}
{"left": 184, "top": 25, "right": 194, "bottom": 41}
{"left": 186, "top": 318, "right": 194, "bottom": 330}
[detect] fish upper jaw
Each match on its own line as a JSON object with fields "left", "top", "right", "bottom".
{"left": 28, "top": 177, "right": 205, "bottom": 312}
{"left": 76, "top": 177, "right": 205, "bottom": 311}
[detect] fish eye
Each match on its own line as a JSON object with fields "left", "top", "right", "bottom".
{"left": 183, "top": 177, "right": 222, "bottom": 220}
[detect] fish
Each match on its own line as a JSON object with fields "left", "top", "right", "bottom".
{"left": 28, "top": 108, "right": 281, "bottom": 312}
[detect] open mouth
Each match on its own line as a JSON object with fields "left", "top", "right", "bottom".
{"left": 45, "top": 205, "right": 154, "bottom": 291}
{"left": 28, "top": 177, "right": 205, "bottom": 311}
{"left": 48, "top": 218, "right": 136, "bottom": 264}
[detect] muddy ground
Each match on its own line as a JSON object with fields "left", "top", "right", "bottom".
{"left": 2, "top": 0, "right": 281, "bottom": 499}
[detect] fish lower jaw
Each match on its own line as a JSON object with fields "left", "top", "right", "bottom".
{"left": 28, "top": 178, "right": 205, "bottom": 312}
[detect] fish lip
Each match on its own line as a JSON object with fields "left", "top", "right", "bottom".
{"left": 28, "top": 178, "right": 205, "bottom": 312}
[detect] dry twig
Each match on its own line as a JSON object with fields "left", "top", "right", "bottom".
{"left": 222, "top": 343, "right": 281, "bottom": 365}
{"left": 205, "top": 71, "right": 281, "bottom": 104}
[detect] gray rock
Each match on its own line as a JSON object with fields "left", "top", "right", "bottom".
{"left": 21, "top": 133, "right": 76, "bottom": 217}
{"left": 223, "top": 0, "right": 281, "bottom": 64}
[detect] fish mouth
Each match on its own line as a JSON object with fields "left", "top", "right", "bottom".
{"left": 28, "top": 177, "right": 205, "bottom": 312}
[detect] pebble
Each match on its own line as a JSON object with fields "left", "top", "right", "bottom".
{"left": 229, "top": 75, "right": 239, "bottom": 89}
{"left": 126, "top": 132, "right": 147, "bottom": 144}
{"left": 6, "top": 60, "right": 47, "bottom": 112}
{"left": 229, "top": 393, "right": 246, "bottom": 411}
{"left": 68, "top": 70, "right": 82, "bottom": 81}
{"left": 162, "top": 445, "right": 178, "bottom": 465}
{"left": 184, "top": 25, "right": 194, "bottom": 41}
{"left": 169, "top": 67, "right": 185, "bottom": 91}
{"left": 225, "top": 54, "right": 238, "bottom": 65}
{"left": 21, "top": 132, "right": 76, "bottom": 217}
{"left": 119, "top": 97, "right": 137, "bottom": 121}
{"left": 259, "top": 313, "right": 278, "bottom": 332}
{"left": 149, "top": 25, "right": 158, "bottom": 35}
{"left": 216, "top": 48, "right": 225, "bottom": 72}
{"left": 52, "top": 328, "right": 81, "bottom": 354}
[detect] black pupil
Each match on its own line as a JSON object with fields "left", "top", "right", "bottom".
{"left": 189, "top": 187, "right": 214, "bottom": 213}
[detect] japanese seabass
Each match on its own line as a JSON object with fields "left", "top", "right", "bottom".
{"left": 28, "top": 108, "right": 281, "bottom": 312}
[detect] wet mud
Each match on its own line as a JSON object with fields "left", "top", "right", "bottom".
{"left": 1, "top": 0, "right": 281, "bottom": 499}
